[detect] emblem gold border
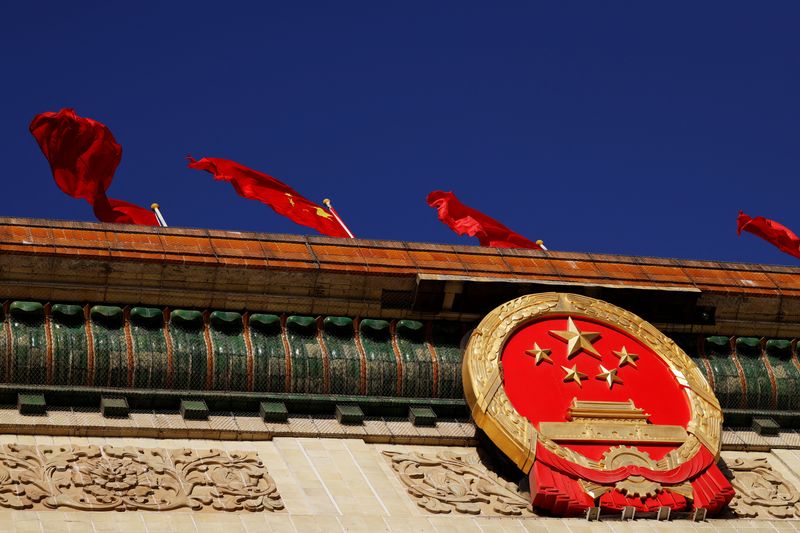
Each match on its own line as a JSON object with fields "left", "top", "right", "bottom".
{"left": 462, "top": 292, "right": 722, "bottom": 474}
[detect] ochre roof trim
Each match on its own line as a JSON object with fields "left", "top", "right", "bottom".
{"left": 1, "top": 217, "right": 797, "bottom": 297}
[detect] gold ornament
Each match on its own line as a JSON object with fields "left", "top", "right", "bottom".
{"left": 603, "top": 446, "right": 661, "bottom": 498}
{"left": 549, "top": 317, "right": 602, "bottom": 360}
{"left": 561, "top": 365, "right": 588, "bottom": 387}
{"left": 525, "top": 343, "right": 552, "bottom": 365}
{"left": 596, "top": 365, "right": 623, "bottom": 389}
{"left": 613, "top": 346, "right": 639, "bottom": 368}
{"left": 462, "top": 292, "right": 722, "bottom": 474}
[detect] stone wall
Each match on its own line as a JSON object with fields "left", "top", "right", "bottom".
{"left": 0, "top": 434, "right": 797, "bottom": 532}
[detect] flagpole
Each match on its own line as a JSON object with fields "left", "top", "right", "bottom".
{"left": 536, "top": 240, "right": 548, "bottom": 251}
{"left": 151, "top": 203, "right": 169, "bottom": 227}
{"left": 322, "top": 198, "right": 355, "bottom": 238}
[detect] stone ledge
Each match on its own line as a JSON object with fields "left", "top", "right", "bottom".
{"left": 3, "top": 405, "right": 800, "bottom": 451}
{"left": 0, "top": 407, "right": 477, "bottom": 445}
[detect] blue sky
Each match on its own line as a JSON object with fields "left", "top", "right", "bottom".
{"left": 2, "top": 2, "right": 799, "bottom": 264}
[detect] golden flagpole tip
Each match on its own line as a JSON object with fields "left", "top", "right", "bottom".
{"left": 323, "top": 198, "right": 331, "bottom": 207}
{"left": 151, "top": 203, "right": 160, "bottom": 210}
{"left": 536, "top": 240, "right": 544, "bottom": 245}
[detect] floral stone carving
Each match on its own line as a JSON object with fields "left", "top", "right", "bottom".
{"left": 0, "top": 443, "right": 284, "bottom": 512}
{"left": 383, "top": 450, "right": 533, "bottom": 516}
{"left": 726, "top": 456, "right": 800, "bottom": 518}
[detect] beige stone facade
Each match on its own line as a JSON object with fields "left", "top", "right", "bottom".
{"left": 0, "top": 434, "right": 796, "bottom": 531}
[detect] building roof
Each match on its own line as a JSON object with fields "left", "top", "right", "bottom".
{"left": 0, "top": 217, "right": 798, "bottom": 335}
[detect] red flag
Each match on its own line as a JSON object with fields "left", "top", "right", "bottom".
{"left": 427, "top": 190, "right": 542, "bottom": 249}
{"left": 30, "top": 108, "right": 157, "bottom": 226}
{"left": 29, "top": 108, "right": 119, "bottom": 201}
{"left": 187, "top": 156, "right": 349, "bottom": 238}
{"left": 737, "top": 211, "right": 800, "bottom": 260}
{"left": 93, "top": 195, "right": 158, "bottom": 226}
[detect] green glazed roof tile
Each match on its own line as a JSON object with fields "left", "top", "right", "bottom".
{"left": 250, "top": 317, "right": 287, "bottom": 393}
{"left": 736, "top": 336, "right": 762, "bottom": 357}
{"left": 3, "top": 296, "right": 800, "bottom": 415}
{"left": 9, "top": 301, "right": 44, "bottom": 318}
{"left": 736, "top": 337, "right": 761, "bottom": 348}
{"left": 396, "top": 320, "right": 434, "bottom": 397}
{"left": 766, "top": 339, "right": 792, "bottom": 353}
{"left": 431, "top": 321, "right": 464, "bottom": 398}
{"left": 286, "top": 315, "right": 324, "bottom": 393}
{"left": 128, "top": 312, "right": 167, "bottom": 388}
{"left": 91, "top": 307, "right": 128, "bottom": 386}
{"left": 360, "top": 318, "right": 397, "bottom": 395}
{"left": 397, "top": 320, "right": 424, "bottom": 339}
{"left": 90, "top": 305, "right": 123, "bottom": 324}
{"left": 323, "top": 316, "right": 353, "bottom": 332}
{"left": 360, "top": 319, "right": 390, "bottom": 339}
{"left": 208, "top": 312, "right": 247, "bottom": 391}
{"left": 286, "top": 315, "right": 316, "bottom": 332}
{"left": 209, "top": 311, "right": 242, "bottom": 330}
{"left": 51, "top": 304, "right": 83, "bottom": 318}
{"left": 51, "top": 304, "right": 84, "bottom": 325}
{"left": 170, "top": 309, "right": 204, "bottom": 328}
{"left": 765, "top": 339, "right": 800, "bottom": 410}
{"left": 705, "top": 336, "right": 730, "bottom": 348}
{"left": 249, "top": 313, "right": 280, "bottom": 332}
{"left": 130, "top": 307, "right": 163, "bottom": 325}
{"left": 170, "top": 313, "right": 208, "bottom": 389}
{"left": 734, "top": 336, "right": 772, "bottom": 408}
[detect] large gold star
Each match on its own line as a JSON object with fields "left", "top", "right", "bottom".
{"left": 549, "top": 317, "right": 602, "bottom": 360}
{"left": 525, "top": 343, "right": 552, "bottom": 365}
{"left": 613, "top": 346, "right": 639, "bottom": 368}
{"left": 561, "top": 365, "right": 588, "bottom": 387}
{"left": 596, "top": 365, "right": 623, "bottom": 389}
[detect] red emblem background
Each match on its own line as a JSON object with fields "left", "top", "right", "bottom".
{"left": 502, "top": 315, "right": 690, "bottom": 462}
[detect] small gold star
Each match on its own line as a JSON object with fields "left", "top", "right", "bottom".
{"left": 613, "top": 346, "right": 639, "bottom": 368}
{"left": 285, "top": 193, "right": 296, "bottom": 207}
{"left": 525, "top": 343, "right": 552, "bottom": 365}
{"left": 562, "top": 365, "right": 588, "bottom": 387}
{"left": 596, "top": 365, "right": 623, "bottom": 389}
{"left": 549, "top": 317, "right": 602, "bottom": 360}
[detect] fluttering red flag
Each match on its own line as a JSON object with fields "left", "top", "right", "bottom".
{"left": 29, "top": 109, "right": 119, "bottom": 201}
{"left": 92, "top": 195, "right": 159, "bottom": 226}
{"left": 427, "top": 190, "right": 543, "bottom": 249}
{"left": 187, "top": 156, "right": 350, "bottom": 238}
{"left": 29, "top": 108, "right": 157, "bottom": 226}
{"left": 737, "top": 211, "right": 800, "bottom": 260}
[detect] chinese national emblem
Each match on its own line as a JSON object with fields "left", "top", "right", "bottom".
{"left": 463, "top": 293, "right": 734, "bottom": 516}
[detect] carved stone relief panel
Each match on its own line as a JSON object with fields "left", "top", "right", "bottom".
{"left": 723, "top": 454, "right": 800, "bottom": 519}
{"left": 0, "top": 443, "right": 284, "bottom": 512}
{"left": 385, "top": 447, "right": 800, "bottom": 520}
{"left": 382, "top": 449, "right": 533, "bottom": 516}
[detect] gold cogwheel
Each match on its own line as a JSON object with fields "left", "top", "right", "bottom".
{"left": 602, "top": 446, "right": 662, "bottom": 499}
{"left": 615, "top": 475, "right": 661, "bottom": 499}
